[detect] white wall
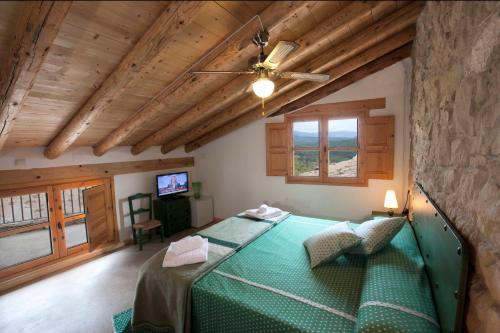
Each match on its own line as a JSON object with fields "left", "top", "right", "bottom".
{"left": 194, "top": 59, "right": 412, "bottom": 222}
{"left": 0, "top": 146, "right": 196, "bottom": 241}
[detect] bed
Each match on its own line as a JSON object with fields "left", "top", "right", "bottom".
{"left": 131, "top": 183, "right": 468, "bottom": 333}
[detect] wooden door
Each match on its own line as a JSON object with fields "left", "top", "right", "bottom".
{"left": 83, "top": 185, "right": 114, "bottom": 251}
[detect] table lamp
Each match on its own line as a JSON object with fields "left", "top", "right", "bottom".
{"left": 384, "top": 190, "right": 398, "bottom": 216}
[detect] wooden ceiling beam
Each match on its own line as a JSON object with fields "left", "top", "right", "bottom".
{"left": 92, "top": 1, "right": 310, "bottom": 157}
{"left": 0, "top": 1, "right": 72, "bottom": 150}
{"left": 130, "top": 1, "right": 399, "bottom": 156}
{"left": 43, "top": 2, "right": 206, "bottom": 159}
{"left": 0, "top": 157, "right": 193, "bottom": 189}
{"left": 183, "top": 42, "right": 413, "bottom": 152}
{"left": 161, "top": 2, "right": 423, "bottom": 154}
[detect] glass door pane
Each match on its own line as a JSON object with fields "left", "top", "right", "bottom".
{"left": 61, "top": 186, "right": 95, "bottom": 250}
{"left": 0, "top": 191, "right": 55, "bottom": 270}
{"left": 64, "top": 217, "right": 88, "bottom": 248}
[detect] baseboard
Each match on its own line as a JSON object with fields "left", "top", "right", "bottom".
{"left": 123, "top": 238, "right": 134, "bottom": 246}
{"left": 0, "top": 241, "right": 127, "bottom": 294}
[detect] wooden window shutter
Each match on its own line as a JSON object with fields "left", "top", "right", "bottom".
{"left": 364, "top": 115, "right": 394, "bottom": 180}
{"left": 266, "top": 123, "right": 288, "bottom": 176}
{"left": 83, "top": 185, "right": 115, "bottom": 251}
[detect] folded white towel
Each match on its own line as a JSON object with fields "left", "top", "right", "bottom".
{"left": 163, "top": 237, "right": 208, "bottom": 268}
{"left": 257, "top": 204, "right": 268, "bottom": 214}
{"left": 245, "top": 206, "right": 282, "bottom": 220}
{"left": 168, "top": 235, "right": 205, "bottom": 255}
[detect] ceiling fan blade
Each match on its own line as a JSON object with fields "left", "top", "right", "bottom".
{"left": 262, "top": 41, "right": 299, "bottom": 69}
{"left": 278, "top": 72, "right": 330, "bottom": 82}
{"left": 192, "top": 70, "right": 255, "bottom": 75}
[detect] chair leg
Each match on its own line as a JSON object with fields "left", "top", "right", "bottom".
{"left": 138, "top": 229, "right": 143, "bottom": 251}
{"left": 132, "top": 228, "right": 137, "bottom": 244}
{"left": 160, "top": 225, "right": 164, "bottom": 243}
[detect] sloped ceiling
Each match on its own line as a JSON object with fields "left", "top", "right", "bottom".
{"left": 0, "top": 1, "right": 422, "bottom": 158}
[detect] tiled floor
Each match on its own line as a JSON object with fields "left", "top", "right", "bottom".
{"left": 0, "top": 230, "right": 192, "bottom": 333}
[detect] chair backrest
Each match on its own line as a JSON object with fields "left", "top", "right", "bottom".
{"left": 128, "top": 193, "right": 153, "bottom": 226}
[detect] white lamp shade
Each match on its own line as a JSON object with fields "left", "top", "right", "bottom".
{"left": 252, "top": 78, "right": 275, "bottom": 98}
{"left": 384, "top": 190, "right": 398, "bottom": 209}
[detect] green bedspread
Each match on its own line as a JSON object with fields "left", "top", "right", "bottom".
{"left": 191, "top": 215, "right": 438, "bottom": 333}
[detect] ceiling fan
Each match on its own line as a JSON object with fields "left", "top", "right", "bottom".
{"left": 191, "top": 30, "right": 330, "bottom": 100}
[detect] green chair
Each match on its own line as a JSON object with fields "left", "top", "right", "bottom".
{"left": 128, "top": 193, "right": 164, "bottom": 250}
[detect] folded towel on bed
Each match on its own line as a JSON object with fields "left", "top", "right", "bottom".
{"left": 257, "top": 204, "right": 269, "bottom": 214}
{"left": 163, "top": 237, "right": 209, "bottom": 268}
{"left": 245, "top": 205, "right": 283, "bottom": 220}
{"left": 168, "top": 235, "right": 205, "bottom": 255}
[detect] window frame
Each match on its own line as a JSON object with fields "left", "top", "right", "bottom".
{"left": 286, "top": 109, "right": 368, "bottom": 187}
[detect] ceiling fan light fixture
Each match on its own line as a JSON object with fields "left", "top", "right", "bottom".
{"left": 252, "top": 76, "right": 274, "bottom": 98}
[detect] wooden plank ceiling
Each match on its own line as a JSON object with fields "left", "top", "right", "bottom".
{"left": 0, "top": 1, "right": 423, "bottom": 158}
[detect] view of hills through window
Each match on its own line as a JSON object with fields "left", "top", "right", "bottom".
{"left": 293, "top": 119, "right": 358, "bottom": 177}
{"left": 293, "top": 121, "right": 320, "bottom": 176}
{"left": 328, "top": 118, "right": 358, "bottom": 177}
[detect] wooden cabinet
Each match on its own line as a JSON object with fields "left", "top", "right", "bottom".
{"left": 153, "top": 196, "right": 191, "bottom": 236}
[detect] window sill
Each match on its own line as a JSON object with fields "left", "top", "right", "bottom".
{"left": 286, "top": 176, "right": 368, "bottom": 187}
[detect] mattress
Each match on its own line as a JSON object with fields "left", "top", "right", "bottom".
{"left": 191, "top": 215, "right": 439, "bottom": 332}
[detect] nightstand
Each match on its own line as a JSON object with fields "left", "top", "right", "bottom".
{"left": 371, "top": 210, "right": 405, "bottom": 219}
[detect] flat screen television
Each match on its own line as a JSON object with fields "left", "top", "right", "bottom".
{"left": 156, "top": 171, "right": 189, "bottom": 198}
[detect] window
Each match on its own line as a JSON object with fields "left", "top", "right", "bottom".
{"left": 266, "top": 98, "right": 394, "bottom": 186}
{"left": 287, "top": 111, "right": 367, "bottom": 186}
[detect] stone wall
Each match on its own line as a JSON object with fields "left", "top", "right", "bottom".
{"left": 410, "top": 2, "right": 499, "bottom": 332}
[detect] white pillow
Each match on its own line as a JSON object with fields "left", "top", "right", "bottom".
{"left": 348, "top": 217, "right": 406, "bottom": 255}
{"left": 303, "top": 222, "right": 362, "bottom": 268}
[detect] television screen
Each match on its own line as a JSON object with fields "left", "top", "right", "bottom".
{"left": 156, "top": 171, "right": 189, "bottom": 197}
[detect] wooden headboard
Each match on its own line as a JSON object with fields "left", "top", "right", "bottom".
{"left": 412, "top": 183, "right": 469, "bottom": 333}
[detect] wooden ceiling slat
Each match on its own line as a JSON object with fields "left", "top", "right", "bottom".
{"left": 0, "top": 1, "right": 72, "bottom": 150}
{"left": 43, "top": 2, "right": 208, "bottom": 159}
{"left": 215, "top": 1, "right": 271, "bottom": 24}
{"left": 183, "top": 44, "right": 413, "bottom": 153}
{"left": 158, "top": 2, "right": 422, "bottom": 154}
{"left": 93, "top": 1, "right": 309, "bottom": 156}
{"left": 0, "top": 1, "right": 425, "bottom": 153}
{"left": 130, "top": 1, "right": 387, "bottom": 155}
{"left": 0, "top": 2, "right": 23, "bottom": 65}
{"left": 3, "top": 2, "right": 166, "bottom": 149}
{"left": 73, "top": 0, "right": 257, "bottom": 148}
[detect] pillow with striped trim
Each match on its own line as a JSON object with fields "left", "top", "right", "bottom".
{"left": 348, "top": 217, "right": 406, "bottom": 255}
{"left": 303, "top": 222, "right": 362, "bottom": 268}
